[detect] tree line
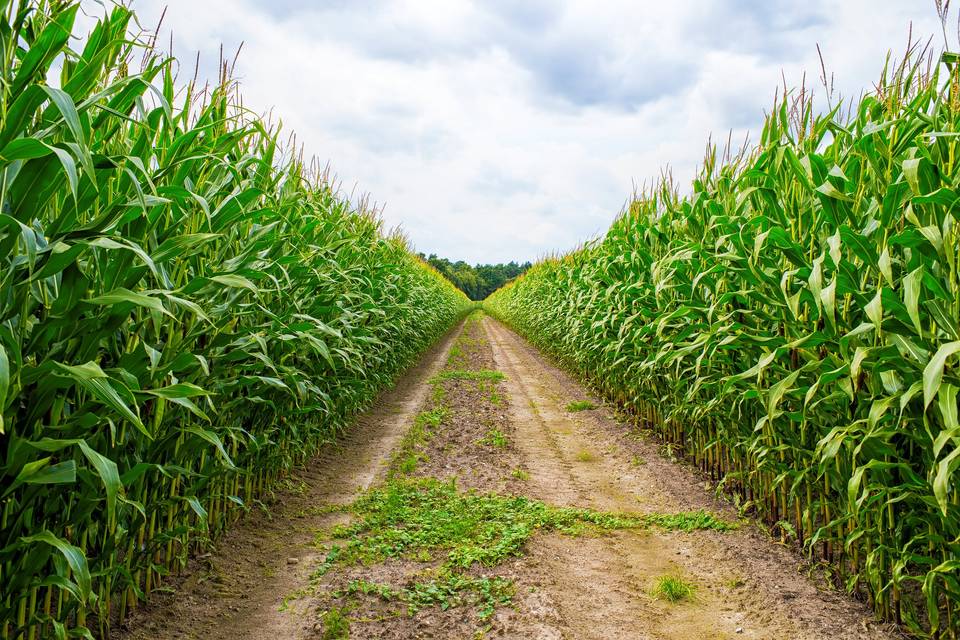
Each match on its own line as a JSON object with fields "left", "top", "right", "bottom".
{"left": 420, "top": 254, "right": 532, "bottom": 300}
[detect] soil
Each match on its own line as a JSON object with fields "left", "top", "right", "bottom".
{"left": 116, "top": 314, "right": 903, "bottom": 640}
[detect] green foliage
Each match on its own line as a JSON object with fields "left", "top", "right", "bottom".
{"left": 565, "top": 400, "right": 596, "bottom": 412}
{"left": 338, "top": 579, "right": 400, "bottom": 602}
{"left": 487, "top": 52, "right": 960, "bottom": 634}
{"left": 403, "top": 571, "right": 513, "bottom": 620}
{"left": 421, "top": 254, "right": 532, "bottom": 300}
{"left": 642, "top": 510, "right": 736, "bottom": 533}
{"left": 431, "top": 370, "right": 505, "bottom": 383}
{"left": 390, "top": 406, "right": 450, "bottom": 477}
{"left": 317, "top": 478, "right": 730, "bottom": 623}
{"left": 511, "top": 467, "right": 530, "bottom": 481}
{"left": 320, "top": 607, "right": 351, "bottom": 639}
{"left": 320, "top": 478, "right": 730, "bottom": 572}
{"left": 334, "top": 573, "right": 512, "bottom": 622}
{"left": 478, "top": 428, "right": 508, "bottom": 448}
{"left": 0, "top": 2, "right": 470, "bottom": 636}
{"left": 651, "top": 575, "right": 695, "bottom": 603}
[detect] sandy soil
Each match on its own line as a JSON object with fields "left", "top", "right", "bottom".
{"left": 116, "top": 314, "right": 903, "bottom": 640}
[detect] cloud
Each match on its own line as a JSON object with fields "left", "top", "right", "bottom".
{"left": 111, "top": 0, "right": 942, "bottom": 263}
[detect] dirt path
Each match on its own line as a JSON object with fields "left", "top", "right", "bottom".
{"left": 482, "top": 317, "right": 898, "bottom": 640}
{"left": 114, "top": 322, "right": 465, "bottom": 640}
{"left": 118, "top": 314, "right": 902, "bottom": 640}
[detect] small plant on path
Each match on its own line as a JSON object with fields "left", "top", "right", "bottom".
{"left": 432, "top": 369, "right": 505, "bottom": 383}
{"left": 651, "top": 574, "right": 695, "bottom": 603}
{"left": 565, "top": 400, "right": 596, "bottom": 412}
{"left": 479, "top": 428, "right": 508, "bottom": 448}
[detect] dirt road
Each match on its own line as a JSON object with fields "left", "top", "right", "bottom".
{"left": 118, "top": 314, "right": 899, "bottom": 640}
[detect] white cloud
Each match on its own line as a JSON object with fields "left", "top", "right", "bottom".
{"left": 103, "top": 0, "right": 943, "bottom": 263}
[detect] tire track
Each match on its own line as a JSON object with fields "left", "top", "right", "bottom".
{"left": 483, "top": 316, "right": 895, "bottom": 640}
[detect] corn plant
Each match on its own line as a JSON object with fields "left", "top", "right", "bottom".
{"left": 488, "top": 54, "right": 960, "bottom": 637}
{"left": 0, "top": 2, "right": 469, "bottom": 638}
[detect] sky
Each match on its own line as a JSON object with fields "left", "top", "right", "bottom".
{"left": 92, "top": 1, "right": 945, "bottom": 264}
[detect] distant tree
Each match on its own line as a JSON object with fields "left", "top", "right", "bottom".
{"left": 420, "top": 253, "right": 531, "bottom": 301}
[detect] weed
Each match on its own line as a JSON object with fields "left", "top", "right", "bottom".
{"left": 725, "top": 576, "right": 745, "bottom": 589}
{"left": 337, "top": 579, "right": 400, "bottom": 601}
{"left": 630, "top": 456, "right": 646, "bottom": 466}
{"left": 318, "top": 479, "right": 731, "bottom": 575}
{"left": 575, "top": 450, "right": 596, "bottom": 462}
{"left": 389, "top": 407, "right": 449, "bottom": 477}
{"left": 320, "top": 606, "right": 351, "bottom": 639}
{"left": 479, "top": 429, "right": 508, "bottom": 448}
{"left": 404, "top": 570, "right": 513, "bottom": 620}
{"left": 651, "top": 574, "right": 695, "bottom": 603}
{"left": 565, "top": 400, "right": 596, "bottom": 412}
{"left": 511, "top": 468, "right": 530, "bottom": 481}
{"left": 642, "top": 509, "right": 736, "bottom": 532}
{"left": 432, "top": 370, "right": 505, "bottom": 383}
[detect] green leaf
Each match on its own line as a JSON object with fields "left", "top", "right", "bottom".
{"left": 209, "top": 274, "right": 258, "bottom": 292}
{"left": 0, "top": 344, "right": 8, "bottom": 433}
{"left": 40, "top": 85, "right": 85, "bottom": 145}
{"left": 185, "top": 426, "right": 235, "bottom": 469}
{"left": 53, "top": 362, "right": 149, "bottom": 438}
{"left": 20, "top": 531, "right": 91, "bottom": 604}
{"left": 933, "top": 447, "right": 960, "bottom": 517}
{"left": 0, "top": 137, "right": 53, "bottom": 161}
{"left": 923, "top": 341, "right": 960, "bottom": 409}
{"left": 143, "top": 382, "right": 212, "bottom": 400}
{"left": 78, "top": 441, "right": 121, "bottom": 530}
{"left": 84, "top": 288, "right": 172, "bottom": 317}
{"left": 903, "top": 266, "right": 924, "bottom": 337}
{"left": 46, "top": 143, "right": 79, "bottom": 199}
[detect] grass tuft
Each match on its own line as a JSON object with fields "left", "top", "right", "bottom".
{"left": 320, "top": 606, "right": 351, "bottom": 639}
{"left": 565, "top": 400, "right": 596, "bottom": 412}
{"left": 651, "top": 574, "right": 695, "bottom": 603}
{"left": 479, "top": 428, "right": 508, "bottom": 448}
{"left": 511, "top": 468, "right": 530, "bottom": 481}
{"left": 432, "top": 369, "right": 505, "bottom": 383}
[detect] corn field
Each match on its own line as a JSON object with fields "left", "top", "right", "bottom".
{"left": 487, "top": 55, "right": 960, "bottom": 636}
{"left": 0, "top": 2, "right": 470, "bottom": 638}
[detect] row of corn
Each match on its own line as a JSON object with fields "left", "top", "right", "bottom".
{"left": 0, "top": 3, "right": 470, "bottom": 638}
{"left": 487, "top": 55, "right": 960, "bottom": 637}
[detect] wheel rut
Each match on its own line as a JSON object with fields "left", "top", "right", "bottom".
{"left": 483, "top": 316, "right": 897, "bottom": 640}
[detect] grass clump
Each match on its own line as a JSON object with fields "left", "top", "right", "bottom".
{"left": 511, "top": 468, "right": 530, "bottom": 481}
{"left": 432, "top": 369, "right": 505, "bottom": 383}
{"left": 565, "top": 400, "right": 596, "bottom": 412}
{"left": 479, "top": 428, "right": 508, "bottom": 449}
{"left": 390, "top": 407, "right": 450, "bottom": 476}
{"left": 651, "top": 574, "right": 695, "bottom": 603}
{"left": 642, "top": 509, "right": 736, "bottom": 532}
{"left": 574, "top": 449, "right": 596, "bottom": 462}
{"left": 318, "top": 478, "right": 732, "bottom": 573}
{"left": 319, "top": 606, "right": 351, "bottom": 639}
